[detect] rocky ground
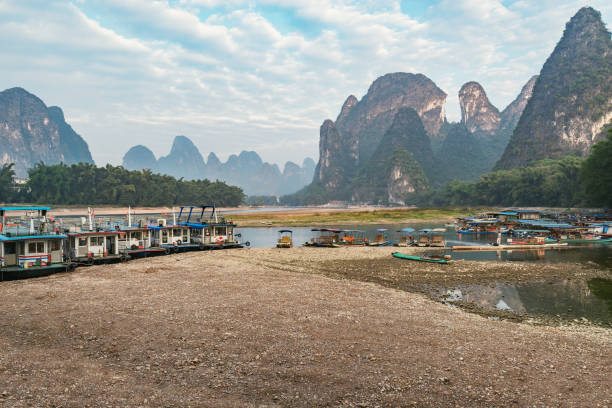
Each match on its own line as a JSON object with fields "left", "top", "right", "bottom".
{"left": 0, "top": 247, "right": 610, "bottom": 407}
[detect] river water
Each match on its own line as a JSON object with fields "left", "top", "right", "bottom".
{"left": 236, "top": 223, "right": 612, "bottom": 325}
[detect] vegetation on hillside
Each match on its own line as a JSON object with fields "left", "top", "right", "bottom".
{"left": 580, "top": 130, "right": 612, "bottom": 207}
{"left": 0, "top": 162, "right": 244, "bottom": 207}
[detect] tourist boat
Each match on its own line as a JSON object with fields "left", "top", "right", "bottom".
{"left": 304, "top": 228, "right": 341, "bottom": 247}
{"left": 430, "top": 228, "right": 446, "bottom": 247}
{"left": 368, "top": 229, "right": 392, "bottom": 246}
{"left": 276, "top": 230, "right": 293, "bottom": 248}
{"left": 116, "top": 226, "right": 167, "bottom": 258}
{"left": 0, "top": 206, "right": 70, "bottom": 281}
{"left": 149, "top": 219, "right": 197, "bottom": 253}
{"left": 340, "top": 230, "right": 368, "bottom": 246}
{"left": 395, "top": 228, "right": 415, "bottom": 247}
{"left": 392, "top": 252, "right": 449, "bottom": 264}
{"left": 178, "top": 205, "right": 244, "bottom": 249}
{"left": 66, "top": 229, "right": 127, "bottom": 265}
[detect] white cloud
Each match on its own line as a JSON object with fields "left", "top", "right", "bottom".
{"left": 1, "top": 0, "right": 612, "bottom": 167}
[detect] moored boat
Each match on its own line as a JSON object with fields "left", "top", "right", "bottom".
{"left": 392, "top": 252, "right": 449, "bottom": 264}
{"left": 0, "top": 206, "right": 71, "bottom": 281}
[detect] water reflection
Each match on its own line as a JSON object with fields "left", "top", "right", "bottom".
{"left": 441, "top": 278, "right": 612, "bottom": 325}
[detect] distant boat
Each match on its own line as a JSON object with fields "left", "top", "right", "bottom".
{"left": 276, "top": 230, "right": 293, "bottom": 248}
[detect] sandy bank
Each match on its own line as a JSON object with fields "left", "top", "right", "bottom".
{"left": 0, "top": 248, "right": 609, "bottom": 407}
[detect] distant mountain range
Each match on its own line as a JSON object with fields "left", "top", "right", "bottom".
{"left": 0, "top": 87, "right": 93, "bottom": 177}
{"left": 297, "top": 6, "right": 612, "bottom": 204}
{"left": 122, "top": 137, "right": 315, "bottom": 196}
{"left": 0, "top": 88, "right": 314, "bottom": 196}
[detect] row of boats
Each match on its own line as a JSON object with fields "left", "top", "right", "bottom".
{"left": 277, "top": 228, "right": 447, "bottom": 248}
{"left": 0, "top": 205, "right": 243, "bottom": 281}
{"left": 455, "top": 209, "right": 612, "bottom": 244}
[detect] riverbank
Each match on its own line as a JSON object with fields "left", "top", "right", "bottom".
{"left": 40, "top": 205, "right": 479, "bottom": 226}
{"left": 0, "top": 248, "right": 609, "bottom": 407}
{"left": 229, "top": 207, "right": 474, "bottom": 226}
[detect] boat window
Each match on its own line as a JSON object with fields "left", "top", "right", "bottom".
{"left": 173, "top": 229, "right": 181, "bottom": 236}
{"left": 135, "top": 231, "right": 142, "bottom": 240}
{"left": 51, "top": 240, "right": 60, "bottom": 251}
{"left": 92, "top": 237, "right": 104, "bottom": 246}
{"left": 28, "top": 242, "right": 45, "bottom": 253}
{"left": 79, "top": 238, "right": 87, "bottom": 247}
{"left": 204, "top": 228, "right": 210, "bottom": 236}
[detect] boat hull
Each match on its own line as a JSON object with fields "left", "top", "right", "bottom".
{"left": 0, "top": 263, "right": 70, "bottom": 281}
{"left": 391, "top": 252, "right": 449, "bottom": 264}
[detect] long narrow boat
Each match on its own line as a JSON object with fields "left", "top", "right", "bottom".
{"left": 452, "top": 242, "right": 568, "bottom": 251}
{"left": 392, "top": 252, "right": 449, "bottom": 264}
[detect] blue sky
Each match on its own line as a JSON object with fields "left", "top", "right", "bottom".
{"left": 1, "top": 0, "right": 611, "bottom": 167}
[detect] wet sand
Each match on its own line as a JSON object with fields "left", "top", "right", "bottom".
{"left": 0, "top": 247, "right": 610, "bottom": 407}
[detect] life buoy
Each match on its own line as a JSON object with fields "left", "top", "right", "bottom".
{"left": 177, "top": 240, "right": 182, "bottom": 245}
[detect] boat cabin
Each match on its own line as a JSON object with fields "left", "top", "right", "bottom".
{"left": 149, "top": 219, "right": 191, "bottom": 250}
{"left": 67, "top": 230, "right": 123, "bottom": 264}
{"left": 178, "top": 205, "right": 242, "bottom": 248}
{"left": 395, "top": 228, "right": 415, "bottom": 247}
{"left": 276, "top": 230, "right": 293, "bottom": 248}
{"left": 0, "top": 206, "right": 68, "bottom": 279}
{"left": 340, "top": 230, "right": 367, "bottom": 246}
{"left": 304, "top": 228, "right": 341, "bottom": 247}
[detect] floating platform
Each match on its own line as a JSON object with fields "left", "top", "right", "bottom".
{"left": 452, "top": 243, "right": 569, "bottom": 251}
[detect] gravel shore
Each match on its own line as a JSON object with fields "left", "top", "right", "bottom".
{"left": 0, "top": 247, "right": 610, "bottom": 407}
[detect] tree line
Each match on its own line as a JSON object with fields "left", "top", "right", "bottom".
{"left": 0, "top": 162, "right": 245, "bottom": 207}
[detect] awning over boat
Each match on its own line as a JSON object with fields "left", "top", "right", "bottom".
{"left": 0, "top": 206, "right": 51, "bottom": 211}
{"left": 398, "top": 228, "right": 415, "bottom": 233}
{"left": 278, "top": 229, "right": 292, "bottom": 233}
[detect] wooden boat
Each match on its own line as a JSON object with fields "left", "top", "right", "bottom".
{"left": 392, "top": 252, "right": 449, "bottom": 264}
{"left": 368, "top": 229, "right": 391, "bottom": 246}
{"left": 395, "top": 228, "right": 415, "bottom": 247}
{"left": 276, "top": 230, "right": 293, "bottom": 248}
{"left": 304, "top": 228, "right": 341, "bottom": 247}
{"left": 339, "top": 230, "right": 368, "bottom": 246}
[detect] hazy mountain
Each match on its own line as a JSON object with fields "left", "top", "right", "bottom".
{"left": 335, "top": 73, "right": 447, "bottom": 165}
{"left": 157, "top": 135, "right": 206, "bottom": 179}
{"left": 352, "top": 108, "right": 430, "bottom": 203}
{"left": 123, "top": 145, "right": 158, "bottom": 172}
{"left": 0, "top": 87, "right": 94, "bottom": 177}
{"left": 122, "top": 137, "right": 314, "bottom": 196}
{"left": 497, "top": 7, "right": 612, "bottom": 169}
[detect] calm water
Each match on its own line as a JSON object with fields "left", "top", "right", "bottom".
{"left": 236, "top": 223, "right": 612, "bottom": 269}
{"left": 236, "top": 223, "right": 612, "bottom": 324}
{"left": 439, "top": 278, "right": 612, "bottom": 326}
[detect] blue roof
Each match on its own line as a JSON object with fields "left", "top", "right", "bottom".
{"left": 0, "top": 206, "right": 51, "bottom": 211}
{"left": 399, "top": 228, "right": 415, "bottom": 232}
{"left": 499, "top": 211, "right": 518, "bottom": 215}
{"left": 0, "top": 234, "right": 67, "bottom": 241}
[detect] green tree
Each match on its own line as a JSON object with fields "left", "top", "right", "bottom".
{"left": 581, "top": 130, "right": 612, "bottom": 207}
{"left": 0, "top": 163, "right": 16, "bottom": 203}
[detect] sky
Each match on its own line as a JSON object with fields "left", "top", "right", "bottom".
{"left": 1, "top": 0, "right": 611, "bottom": 168}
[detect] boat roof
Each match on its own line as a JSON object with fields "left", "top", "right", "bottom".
{"left": 312, "top": 228, "right": 342, "bottom": 233}
{"left": 67, "top": 231, "right": 123, "bottom": 236}
{"left": 0, "top": 234, "right": 67, "bottom": 241}
{"left": 0, "top": 206, "right": 51, "bottom": 211}
{"left": 398, "top": 228, "right": 415, "bottom": 232}
{"left": 278, "top": 229, "right": 292, "bottom": 233}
